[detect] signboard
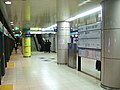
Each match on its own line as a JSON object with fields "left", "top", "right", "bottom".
{"left": 78, "top": 22, "right": 101, "bottom": 49}
{"left": 78, "top": 25, "right": 86, "bottom": 32}
{"left": 14, "top": 34, "right": 21, "bottom": 36}
{"left": 86, "top": 22, "right": 101, "bottom": 31}
{"left": 78, "top": 22, "right": 102, "bottom": 60}
{"left": 14, "top": 26, "right": 19, "bottom": 30}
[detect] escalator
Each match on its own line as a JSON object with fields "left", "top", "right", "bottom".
{"left": 31, "top": 34, "right": 40, "bottom": 51}
{"left": 36, "top": 34, "right": 44, "bottom": 51}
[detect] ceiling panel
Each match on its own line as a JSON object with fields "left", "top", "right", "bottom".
{"left": 3, "top": 0, "right": 101, "bottom": 30}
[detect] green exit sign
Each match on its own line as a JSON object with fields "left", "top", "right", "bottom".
{"left": 14, "top": 34, "right": 21, "bottom": 36}
{"left": 6, "top": 34, "right": 9, "bottom": 36}
{"left": 14, "top": 26, "right": 19, "bottom": 30}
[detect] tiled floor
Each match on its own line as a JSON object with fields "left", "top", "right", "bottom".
{"left": 1, "top": 50, "right": 104, "bottom": 90}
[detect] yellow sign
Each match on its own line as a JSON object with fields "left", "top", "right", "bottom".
{"left": 30, "top": 27, "right": 40, "bottom": 30}
{"left": 23, "top": 37, "right": 31, "bottom": 57}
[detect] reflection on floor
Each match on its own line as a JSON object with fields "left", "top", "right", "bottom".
{"left": 1, "top": 51, "right": 104, "bottom": 90}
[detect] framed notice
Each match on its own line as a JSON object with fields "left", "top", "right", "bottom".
{"left": 78, "top": 22, "right": 102, "bottom": 59}
{"left": 78, "top": 22, "right": 101, "bottom": 49}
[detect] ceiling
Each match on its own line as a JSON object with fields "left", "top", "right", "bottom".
{"left": 2, "top": 0, "right": 101, "bottom": 31}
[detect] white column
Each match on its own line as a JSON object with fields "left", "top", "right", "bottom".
{"left": 56, "top": 0, "right": 70, "bottom": 64}
{"left": 101, "top": 0, "right": 120, "bottom": 89}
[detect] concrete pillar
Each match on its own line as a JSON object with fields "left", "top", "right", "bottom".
{"left": 101, "top": 0, "right": 120, "bottom": 89}
{"left": 56, "top": 0, "right": 70, "bottom": 64}
{"left": 22, "top": 0, "right": 31, "bottom": 57}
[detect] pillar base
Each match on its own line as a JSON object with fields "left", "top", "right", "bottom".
{"left": 101, "top": 83, "right": 120, "bottom": 90}
{"left": 57, "top": 62, "right": 67, "bottom": 65}
{"left": 23, "top": 56, "right": 31, "bottom": 58}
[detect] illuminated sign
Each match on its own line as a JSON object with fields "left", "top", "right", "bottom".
{"left": 14, "top": 34, "right": 21, "bottom": 36}
{"left": 14, "top": 26, "right": 19, "bottom": 30}
{"left": 30, "top": 27, "right": 40, "bottom": 30}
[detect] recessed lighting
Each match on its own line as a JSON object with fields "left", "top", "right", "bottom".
{"left": 5, "top": 1, "right": 12, "bottom": 5}
{"left": 11, "top": 23, "right": 14, "bottom": 25}
{"left": 10, "top": 21, "right": 13, "bottom": 24}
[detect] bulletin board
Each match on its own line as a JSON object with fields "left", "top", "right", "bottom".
{"left": 78, "top": 22, "right": 102, "bottom": 60}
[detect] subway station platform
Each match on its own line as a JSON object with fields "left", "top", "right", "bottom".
{"left": 1, "top": 50, "right": 104, "bottom": 90}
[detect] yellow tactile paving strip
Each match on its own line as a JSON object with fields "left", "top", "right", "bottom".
{"left": 0, "top": 84, "right": 13, "bottom": 90}
{"left": 7, "top": 62, "right": 14, "bottom": 68}
{"left": 10, "top": 55, "right": 14, "bottom": 59}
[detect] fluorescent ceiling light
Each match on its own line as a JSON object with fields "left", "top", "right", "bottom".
{"left": 10, "top": 21, "right": 13, "bottom": 24}
{"left": 66, "top": 6, "right": 102, "bottom": 22}
{"left": 11, "top": 23, "right": 14, "bottom": 25}
{"left": 42, "top": 24, "right": 57, "bottom": 31}
{"left": 5, "top": 1, "right": 12, "bottom": 5}
{"left": 30, "top": 27, "right": 39, "bottom": 30}
{"left": 44, "top": 6, "right": 102, "bottom": 31}
{"left": 78, "top": 0, "right": 91, "bottom": 7}
{"left": 20, "top": 31, "right": 22, "bottom": 34}
{"left": 46, "top": 24, "right": 57, "bottom": 29}
{"left": 30, "top": 31, "right": 56, "bottom": 34}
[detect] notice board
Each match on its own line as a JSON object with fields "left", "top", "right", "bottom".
{"left": 78, "top": 22, "right": 102, "bottom": 60}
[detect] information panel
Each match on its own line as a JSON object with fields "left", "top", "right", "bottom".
{"left": 78, "top": 22, "right": 102, "bottom": 60}
{"left": 78, "top": 22, "right": 101, "bottom": 49}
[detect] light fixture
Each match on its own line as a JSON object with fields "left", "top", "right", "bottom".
{"left": 30, "top": 31, "right": 56, "bottom": 34}
{"left": 44, "top": 6, "right": 102, "bottom": 31}
{"left": 78, "top": 0, "right": 91, "bottom": 7}
{"left": 11, "top": 23, "right": 14, "bottom": 25}
{"left": 42, "top": 24, "right": 57, "bottom": 31}
{"left": 46, "top": 24, "right": 57, "bottom": 30}
{"left": 66, "top": 6, "right": 102, "bottom": 22}
{"left": 10, "top": 21, "right": 13, "bottom": 24}
{"left": 5, "top": 1, "right": 12, "bottom": 5}
{"left": 30, "top": 27, "right": 39, "bottom": 30}
{"left": 20, "top": 31, "right": 21, "bottom": 33}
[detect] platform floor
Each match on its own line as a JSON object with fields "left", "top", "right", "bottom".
{"left": 1, "top": 50, "right": 104, "bottom": 90}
